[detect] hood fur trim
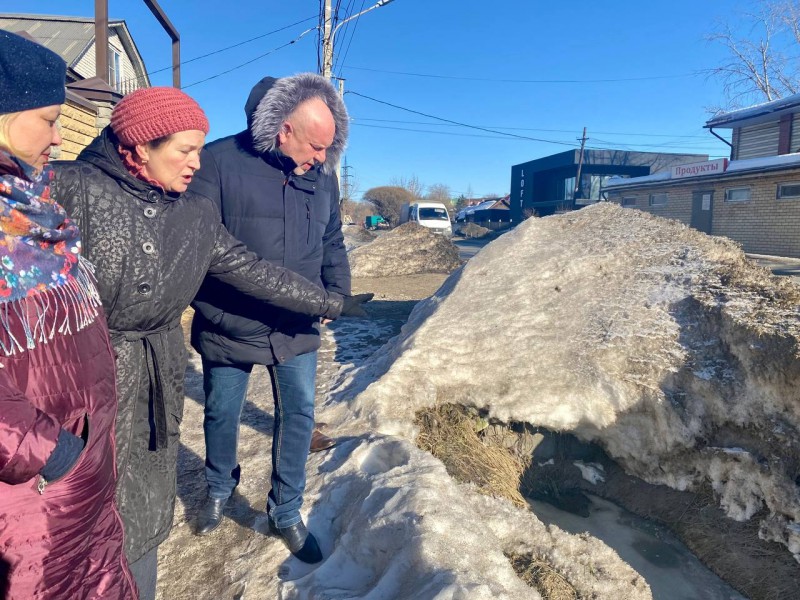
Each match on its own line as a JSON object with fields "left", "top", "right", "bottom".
{"left": 250, "top": 73, "right": 349, "bottom": 175}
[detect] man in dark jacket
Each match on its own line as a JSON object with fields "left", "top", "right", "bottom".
{"left": 189, "top": 73, "right": 365, "bottom": 564}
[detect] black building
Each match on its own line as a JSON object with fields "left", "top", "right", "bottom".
{"left": 509, "top": 149, "right": 707, "bottom": 220}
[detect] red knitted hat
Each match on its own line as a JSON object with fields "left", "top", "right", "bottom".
{"left": 111, "top": 87, "right": 209, "bottom": 146}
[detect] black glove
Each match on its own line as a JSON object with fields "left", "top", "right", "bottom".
{"left": 340, "top": 293, "right": 374, "bottom": 318}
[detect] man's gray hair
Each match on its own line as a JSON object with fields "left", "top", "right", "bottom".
{"left": 250, "top": 73, "right": 349, "bottom": 175}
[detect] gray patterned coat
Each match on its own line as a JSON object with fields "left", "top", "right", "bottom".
{"left": 52, "top": 128, "right": 343, "bottom": 563}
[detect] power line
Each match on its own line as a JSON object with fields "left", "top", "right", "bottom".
{"left": 334, "top": 0, "right": 366, "bottom": 73}
{"left": 345, "top": 90, "right": 579, "bottom": 146}
{"left": 150, "top": 16, "right": 317, "bottom": 77}
{"left": 342, "top": 65, "right": 699, "bottom": 84}
{"left": 352, "top": 122, "right": 580, "bottom": 143}
{"left": 117, "top": 16, "right": 317, "bottom": 87}
{"left": 351, "top": 124, "right": 726, "bottom": 156}
{"left": 351, "top": 117, "right": 714, "bottom": 139}
{"left": 182, "top": 26, "right": 317, "bottom": 90}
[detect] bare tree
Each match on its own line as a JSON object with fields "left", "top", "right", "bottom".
{"left": 391, "top": 175, "right": 426, "bottom": 199}
{"left": 707, "top": 0, "right": 800, "bottom": 109}
{"left": 425, "top": 183, "right": 452, "bottom": 205}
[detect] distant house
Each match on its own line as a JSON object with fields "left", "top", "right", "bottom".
{"left": 510, "top": 150, "right": 707, "bottom": 221}
{"left": 604, "top": 94, "right": 800, "bottom": 258}
{"left": 455, "top": 196, "right": 511, "bottom": 231}
{"left": 0, "top": 13, "right": 150, "bottom": 159}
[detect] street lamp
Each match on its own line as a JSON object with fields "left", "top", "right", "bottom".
{"left": 321, "top": 0, "right": 394, "bottom": 79}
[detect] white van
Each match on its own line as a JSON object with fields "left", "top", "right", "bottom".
{"left": 399, "top": 201, "right": 453, "bottom": 236}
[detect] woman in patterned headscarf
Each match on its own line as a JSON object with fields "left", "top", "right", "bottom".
{"left": 0, "top": 30, "right": 136, "bottom": 599}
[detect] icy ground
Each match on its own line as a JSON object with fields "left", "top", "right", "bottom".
{"left": 157, "top": 203, "right": 800, "bottom": 598}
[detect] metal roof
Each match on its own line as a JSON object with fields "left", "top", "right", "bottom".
{"left": 0, "top": 15, "right": 101, "bottom": 67}
{"left": 705, "top": 93, "right": 800, "bottom": 129}
{"left": 0, "top": 13, "right": 149, "bottom": 86}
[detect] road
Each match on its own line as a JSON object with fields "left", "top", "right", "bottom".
{"left": 452, "top": 236, "right": 493, "bottom": 261}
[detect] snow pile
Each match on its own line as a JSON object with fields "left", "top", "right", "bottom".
{"left": 324, "top": 203, "right": 800, "bottom": 560}
{"left": 160, "top": 321, "right": 651, "bottom": 599}
{"left": 348, "top": 222, "right": 462, "bottom": 277}
{"left": 341, "top": 225, "right": 376, "bottom": 252}
{"left": 458, "top": 222, "right": 492, "bottom": 238}
{"left": 280, "top": 434, "right": 650, "bottom": 599}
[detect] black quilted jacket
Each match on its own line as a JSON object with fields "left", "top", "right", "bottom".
{"left": 51, "top": 127, "right": 342, "bottom": 563}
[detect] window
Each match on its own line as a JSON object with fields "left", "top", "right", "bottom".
{"left": 724, "top": 187, "right": 751, "bottom": 202}
{"left": 621, "top": 196, "right": 637, "bottom": 207}
{"left": 777, "top": 182, "right": 800, "bottom": 199}
{"left": 108, "top": 47, "right": 122, "bottom": 92}
{"left": 418, "top": 207, "right": 449, "bottom": 221}
{"left": 649, "top": 193, "right": 668, "bottom": 206}
{"left": 562, "top": 176, "right": 576, "bottom": 201}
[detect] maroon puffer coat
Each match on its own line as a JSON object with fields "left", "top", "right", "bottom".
{"left": 0, "top": 298, "right": 137, "bottom": 599}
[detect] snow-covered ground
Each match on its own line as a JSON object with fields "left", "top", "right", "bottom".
{"left": 327, "top": 204, "right": 800, "bottom": 558}
{"left": 159, "top": 203, "right": 800, "bottom": 598}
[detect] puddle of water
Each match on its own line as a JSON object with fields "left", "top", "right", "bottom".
{"left": 529, "top": 494, "right": 748, "bottom": 600}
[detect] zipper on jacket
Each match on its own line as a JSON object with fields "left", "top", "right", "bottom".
{"left": 37, "top": 475, "right": 48, "bottom": 495}
{"left": 306, "top": 201, "right": 312, "bottom": 244}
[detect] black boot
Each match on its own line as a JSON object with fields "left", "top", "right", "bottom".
{"left": 269, "top": 519, "right": 323, "bottom": 564}
{"left": 196, "top": 495, "right": 228, "bottom": 536}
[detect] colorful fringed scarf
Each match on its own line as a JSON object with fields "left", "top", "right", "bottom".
{"left": 0, "top": 151, "right": 101, "bottom": 355}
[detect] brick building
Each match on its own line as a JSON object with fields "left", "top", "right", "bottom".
{"left": 604, "top": 95, "right": 800, "bottom": 258}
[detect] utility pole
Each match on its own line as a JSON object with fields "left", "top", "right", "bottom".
{"left": 322, "top": 0, "right": 333, "bottom": 78}
{"left": 320, "top": 0, "right": 395, "bottom": 80}
{"left": 574, "top": 127, "right": 588, "bottom": 202}
{"left": 335, "top": 76, "right": 344, "bottom": 185}
{"left": 319, "top": 0, "right": 394, "bottom": 191}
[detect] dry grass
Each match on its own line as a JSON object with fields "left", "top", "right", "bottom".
{"left": 415, "top": 404, "right": 580, "bottom": 598}
{"left": 415, "top": 403, "right": 529, "bottom": 508}
{"left": 507, "top": 553, "right": 579, "bottom": 600}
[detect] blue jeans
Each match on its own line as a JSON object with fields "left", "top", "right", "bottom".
{"left": 202, "top": 351, "right": 317, "bottom": 528}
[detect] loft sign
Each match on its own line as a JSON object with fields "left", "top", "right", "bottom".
{"left": 671, "top": 158, "right": 729, "bottom": 179}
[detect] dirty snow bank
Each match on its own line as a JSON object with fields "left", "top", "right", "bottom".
{"left": 348, "top": 222, "right": 462, "bottom": 277}
{"left": 280, "top": 433, "right": 649, "bottom": 599}
{"left": 324, "top": 203, "right": 800, "bottom": 560}
{"left": 342, "top": 225, "right": 376, "bottom": 252}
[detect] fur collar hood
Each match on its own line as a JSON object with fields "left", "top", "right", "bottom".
{"left": 247, "top": 73, "right": 348, "bottom": 175}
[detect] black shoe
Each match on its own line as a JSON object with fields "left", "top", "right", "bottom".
{"left": 269, "top": 519, "right": 323, "bottom": 564}
{"left": 196, "top": 495, "right": 229, "bottom": 536}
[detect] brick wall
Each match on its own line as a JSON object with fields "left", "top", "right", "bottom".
{"left": 58, "top": 101, "right": 99, "bottom": 161}
{"left": 607, "top": 167, "right": 800, "bottom": 257}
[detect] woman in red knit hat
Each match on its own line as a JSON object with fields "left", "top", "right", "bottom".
{"left": 51, "top": 87, "right": 367, "bottom": 599}
{"left": 0, "top": 30, "right": 137, "bottom": 599}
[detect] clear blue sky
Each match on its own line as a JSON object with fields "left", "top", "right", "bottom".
{"left": 7, "top": 1, "right": 759, "bottom": 198}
